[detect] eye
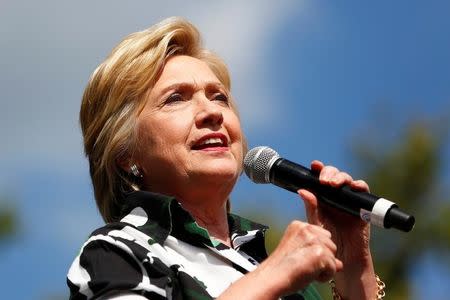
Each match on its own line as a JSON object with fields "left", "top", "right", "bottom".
{"left": 165, "top": 92, "right": 184, "bottom": 104}
{"left": 213, "top": 93, "right": 229, "bottom": 104}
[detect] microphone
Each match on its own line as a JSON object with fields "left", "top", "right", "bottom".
{"left": 243, "top": 146, "right": 415, "bottom": 232}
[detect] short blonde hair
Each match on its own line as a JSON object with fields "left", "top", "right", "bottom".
{"left": 80, "top": 17, "right": 241, "bottom": 223}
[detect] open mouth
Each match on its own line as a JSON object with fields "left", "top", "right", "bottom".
{"left": 192, "top": 135, "right": 228, "bottom": 150}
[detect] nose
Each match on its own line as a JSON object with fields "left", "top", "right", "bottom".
{"left": 194, "top": 97, "right": 224, "bottom": 128}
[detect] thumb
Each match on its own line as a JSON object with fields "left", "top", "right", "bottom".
{"left": 298, "top": 189, "right": 321, "bottom": 226}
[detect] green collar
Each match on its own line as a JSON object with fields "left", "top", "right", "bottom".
{"left": 119, "top": 191, "right": 268, "bottom": 249}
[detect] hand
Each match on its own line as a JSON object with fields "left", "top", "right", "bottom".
{"left": 256, "top": 220, "right": 343, "bottom": 297}
{"left": 297, "top": 160, "right": 371, "bottom": 262}
{"left": 220, "top": 161, "right": 376, "bottom": 300}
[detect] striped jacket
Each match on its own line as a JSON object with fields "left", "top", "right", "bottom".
{"left": 67, "top": 191, "right": 321, "bottom": 299}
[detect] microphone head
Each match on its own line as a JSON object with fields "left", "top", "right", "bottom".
{"left": 243, "top": 146, "right": 280, "bottom": 183}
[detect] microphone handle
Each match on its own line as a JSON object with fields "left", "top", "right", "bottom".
{"left": 270, "top": 158, "right": 415, "bottom": 232}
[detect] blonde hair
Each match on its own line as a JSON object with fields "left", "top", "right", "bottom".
{"left": 80, "top": 17, "right": 242, "bottom": 223}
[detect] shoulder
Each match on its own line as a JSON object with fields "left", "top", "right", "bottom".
{"left": 81, "top": 222, "right": 148, "bottom": 256}
{"left": 67, "top": 222, "right": 170, "bottom": 299}
{"left": 70, "top": 220, "right": 164, "bottom": 270}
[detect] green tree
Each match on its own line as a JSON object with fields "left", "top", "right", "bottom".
{"left": 241, "top": 112, "right": 450, "bottom": 299}
{"left": 0, "top": 197, "right": 16, "bottom": 242}
{"left": 350, "top": 115, "right": 450, "bottom": 299}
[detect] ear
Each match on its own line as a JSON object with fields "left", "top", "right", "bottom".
{"left": 116, "top": 154, "right": 132, "bottom": 173}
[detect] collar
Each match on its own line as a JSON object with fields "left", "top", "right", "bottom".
{"left": 118, "top": 190, "right": 268, "bottom": 250}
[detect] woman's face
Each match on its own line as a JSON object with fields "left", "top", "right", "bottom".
{"left": 135, "top": 55, "right": 243, "bottom": 195}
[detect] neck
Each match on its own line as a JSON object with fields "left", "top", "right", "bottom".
{"left": 178, "top": 183, "right": 232, "bottom": 247}
{"left": 145, "top": 176, "right": 235, "bottom": 247}
{"left": 181, "top": 200, "right": 231, "bottom": 247}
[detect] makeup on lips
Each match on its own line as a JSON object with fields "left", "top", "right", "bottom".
{"left": 191, "top": 133, "right": 229, "bottom": 152}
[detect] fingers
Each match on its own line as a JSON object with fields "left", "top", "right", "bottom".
{"left": 350, "top": 179, "right": 370, "bottom": 192}
{"left": 283, "top": 221, "right": 335, "bottom": 254}
{"left": 311, "top": 160, "right": 324, "bottom": 173}
{"left": 319, "top": 166, "right": 353, "bottom": 187}
{"left": 259, "top": 220, "right": 344, "bottom": 295}
{"left": 278, "top": 221, "right": 342, "bottom": 285}
{"left": 317, "top": 255, "right": 343, "bottom": 282}
{"left": 292, "top": 223, "right": 343, "bottom": 282}
{"left": 311, "top": 160, "right": 369, "bottom": 191}
{"left": 298, "top": 189, "right": 320, "bottom": 225}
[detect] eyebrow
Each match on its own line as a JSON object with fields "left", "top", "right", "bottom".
{"left": 157, "top": 81, "right": 226, "bottom": 97}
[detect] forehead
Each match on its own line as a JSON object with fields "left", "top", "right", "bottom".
{"left": 153, "top": 55, "right": 222, "bottom": 90}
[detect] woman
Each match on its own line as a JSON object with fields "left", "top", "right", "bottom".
{"left": 67, "top": 17, "right": 384, "bottom": 299}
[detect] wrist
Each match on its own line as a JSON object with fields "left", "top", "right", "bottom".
{"left": 333, "top": 251, "right": 377, "bottom": 300}
{"left": 330, "top": 274, "right": 385, "bottom": 300}
{"left": 250, "top": 263, "right": 285, "bottom": 299}
{"left": 335, "top": 226, "right": 371, "bottom": 263}
{"left": 218, "top": 264, "right": 284, "bottom": 300}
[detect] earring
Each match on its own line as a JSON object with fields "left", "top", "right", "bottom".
{"left": 130, "top": 164, "right": 143, "bottom": 178}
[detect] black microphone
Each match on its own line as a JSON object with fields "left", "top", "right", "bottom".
{"left": 243, "top": 146, "right": 415, "bottom": 232}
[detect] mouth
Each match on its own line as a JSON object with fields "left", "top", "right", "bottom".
{"left": 191, "top": 133, "right": 229, "bottom": 151}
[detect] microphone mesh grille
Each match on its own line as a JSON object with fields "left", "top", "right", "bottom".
{"left": 243, "top": 146, "right": 279, "bottom": 183}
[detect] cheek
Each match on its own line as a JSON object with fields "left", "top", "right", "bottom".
{"left": 135, "top": 120, "right": 183, "bottom": 171}
{"left": 228, "top": 113, "right": 243, "bottom": 140}
{"left": 137, "top": 115, "right": 190, "bottom": 152}
{"left": 134, "top": 122, "right": 157, "bottom": 164}
{"left": 227, "top": 115, "right": 244, "bottom": 157}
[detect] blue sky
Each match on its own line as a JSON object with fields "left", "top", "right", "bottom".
{"left": 1, "top": 1, "right": 449, "bottom": 299}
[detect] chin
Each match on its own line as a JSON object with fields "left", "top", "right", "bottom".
{"left": 195, "top": 163, "right": 240, "bottom": 181}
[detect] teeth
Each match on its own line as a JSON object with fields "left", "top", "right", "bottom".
{"left": 201, "top": 138, "right": 223, "bottom": 145}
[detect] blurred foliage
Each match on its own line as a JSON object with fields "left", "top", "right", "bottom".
{"left": 242, "top": 112, "right": 450, "bottom": 299}
{"left": 349, "top": 114, "right": 450, "bottom": 299}
{"left": 0, "top": 209, "right": 16, "bottom": 237}
{"left": 0, "top": 197, "right": 17, "bottom": 241}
